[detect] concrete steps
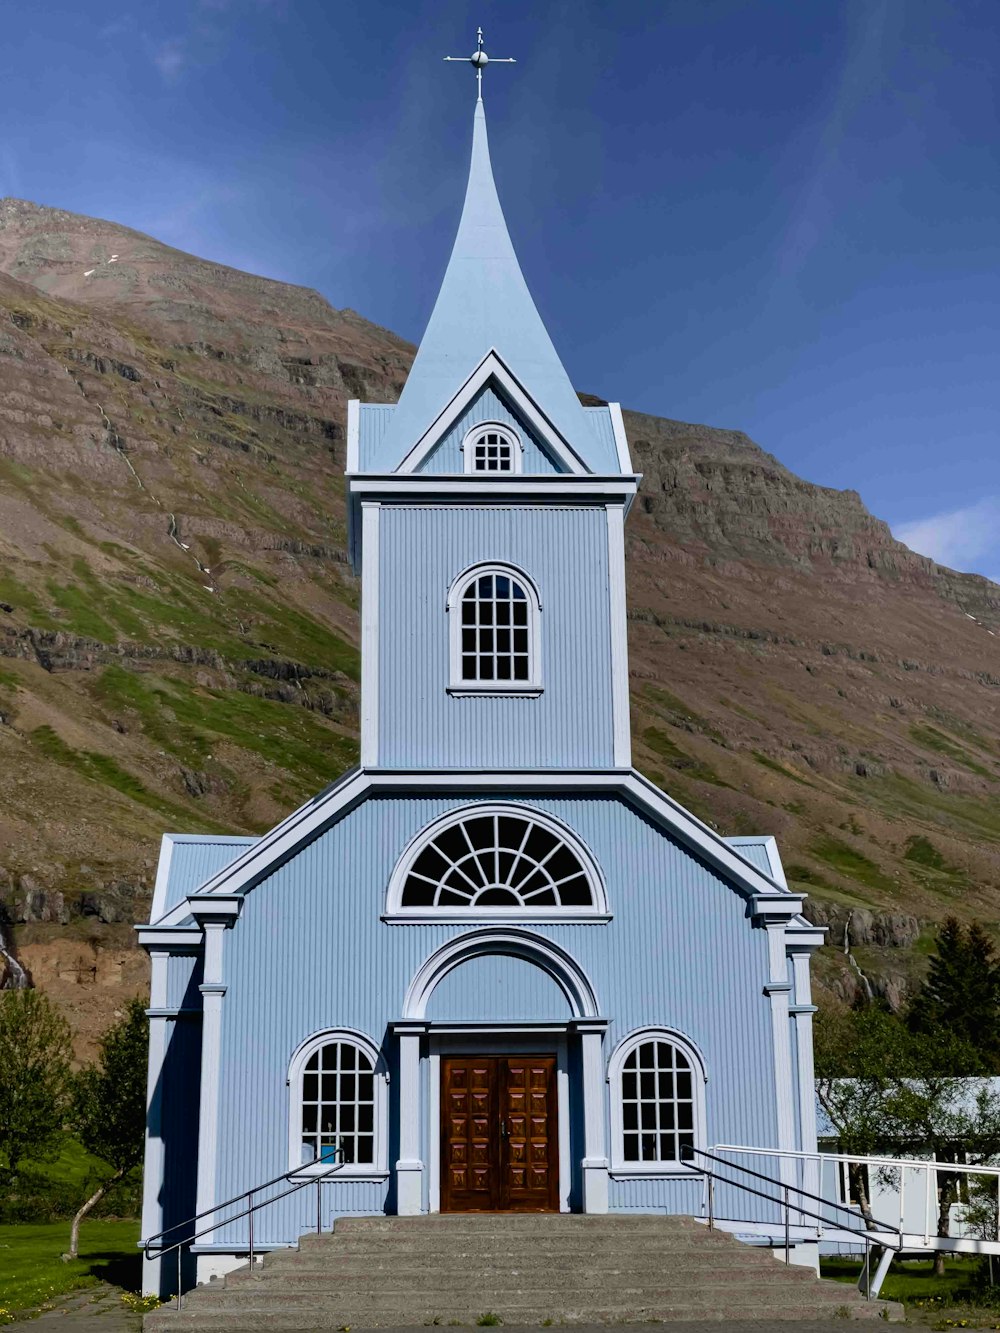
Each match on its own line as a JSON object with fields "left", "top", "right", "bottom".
{"left": 144, "top": 1213, "right": 902, "bottom": 1328}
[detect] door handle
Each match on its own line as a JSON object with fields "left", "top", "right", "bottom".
{"left": 500, "top": 1118, "right": 508, "bottom": 1140}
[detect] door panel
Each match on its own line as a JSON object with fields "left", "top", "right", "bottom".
{"left": 441, "top": 1055, "right": 558, "bottom": 1213}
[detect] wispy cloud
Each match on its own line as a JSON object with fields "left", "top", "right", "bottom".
{"left": 895, "top": 497, "right": 1000, "bottom": 582}
{"left": 152, "top": 38, "right": 187, "bottom": 84}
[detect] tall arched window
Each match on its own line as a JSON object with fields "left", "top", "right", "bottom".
{"left": 385, "top": 803, "right": 609, "bottom": 923}
{"left": 447, "top": 563, "right": 542, "bottom": 695}
{"left": 286, "top": 1030, "right": 388, "bottom": 1176}
{"left": 462, "top": 422, "right": 522, "bottom": 474}
{"left": 608, "top": 1029, "right": 707, "bottom": 1175}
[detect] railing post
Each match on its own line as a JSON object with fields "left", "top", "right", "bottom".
{"left": 177, "top": 1244, "right": 183, "bottom": 1311}
{"left": 865, "top": 1235, "right": 871, "bottom": 1300}
{"left": 248, "top": 1190, "right": 254, "bottom": 1269}
{"left": 708, "top": 1175, "right": 715, "bottom": 1231}
{"left": 783, "top": 1184, "right": 790, "bottom": 1265}
{"left": 316, "top": 1176, "right": 322, "bottom": 1234}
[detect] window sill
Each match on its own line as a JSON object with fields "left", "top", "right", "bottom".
{"left": 288, "top": 1167, "right": 390, "bottom": 1182}
{"left": 609, "top": 1164, "right": 703, "bottom": 1179}
{"left": 447, "top": 685, "right": 543, "bottom": 699}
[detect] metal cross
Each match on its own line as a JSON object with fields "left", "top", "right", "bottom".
{"left": 444, "top": 27, "right": 515, "bottom": 101}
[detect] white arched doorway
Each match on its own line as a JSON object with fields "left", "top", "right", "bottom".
{"left": 392, "top": 929, "right": 609, "bottom": 1216}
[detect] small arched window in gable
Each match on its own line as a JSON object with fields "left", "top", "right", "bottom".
{"left": 463, "top": 422, "right": 522, "bottom": 474}
{"left": 447, "top": 563, "right": 541, "bottom": 696}
{"left": 385, "top": 804, "right": 609, "bottom": 922}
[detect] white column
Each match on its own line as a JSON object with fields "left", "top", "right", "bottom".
{"left": 764, "top": 921, "right": 797, "bottom": 1190}
{"left": 791, "top": 949, "right": 820, "bottom": 1202}
{"left": 395, "top": 1024, "right": 425, "bottom": 1215}
{"left": 360, "top": 501, "right": 380, "bottom": 766}
{"left": 606, "top": 504, "right": 631, "bottom": 768}
{"left": 141, "top": 951, "right": 169, "bottom": 1296}
{"left": 195, "top": 920, "right": 229, "bottom": 1238}
{"left": 578, "top": 1023, "right": 609, "bottom": 1213}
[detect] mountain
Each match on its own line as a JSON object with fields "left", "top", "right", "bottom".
{"left": 1, "top": 198, "right": 999, "bottom": 1052}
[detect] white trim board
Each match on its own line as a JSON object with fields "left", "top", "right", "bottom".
{"left": 395, "top": 350, "right": 588, "bottom": 478}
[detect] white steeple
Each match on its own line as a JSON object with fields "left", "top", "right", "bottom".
{"left": 372, "top": 43, "right": 601, "bottom": 471}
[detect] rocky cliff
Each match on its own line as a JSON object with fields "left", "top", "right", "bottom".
{"left": 1, "top": 199, "right": 998, "bottom": 1053}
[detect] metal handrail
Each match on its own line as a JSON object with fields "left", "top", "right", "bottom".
{"left": 680, "top": 1146, "right": 904, "bottom": 1300}
{"left": 142, "top": 1154, "right": 346, "bottom": 1311}
{"left": 688, "top": 1146, "right": 905, "bottom": 1239}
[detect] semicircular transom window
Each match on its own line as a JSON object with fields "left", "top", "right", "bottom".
{"left": 400, "top": 810, "right": 598, "bottom": 912}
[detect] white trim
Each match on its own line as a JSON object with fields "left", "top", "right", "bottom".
{"left": 607, "top": 1026, "right": 708, "bottom": 1178}
{"left": 403, "top": 927, "right": 601, "bottom": 1021}
{"left": 461, "top": 420, "right": 524, "bottom": 474}
{"left": 360, "top": 502, "right": 380, "bottom": 765}
{"left": 348, "top": 476, "right": 638, "bottom": 504}
{"left": 446, "top": 561, "right": 542, "bottom": 696}
{"left": 765, "top": 923, "right": 798, "bottom": 1185}
{"left": 606, "top": 505, "right": 631, "bottom": 767}
{"left": 346, "top": 399, "right": 360, "bottom": 472}
{"left": 149, "top": 835, "right": 176, "bottom": 926}
{"left": 608, "top": 402, "right": 634, "bottom": 473}
{"left": 140, "top": 952, "right": 169, "bottom": 1254}
{"left": 150, "top": 769, "right": 801, "bottom": 927}
{"left": 194, "top": 921, "right": 228, "bottom": 1241}
{"left": 285, "top": 1027, "right": 389, "bottom": 1177}
{"left": 426, "top": 1031, "right": 572, "bottom": 1213}
{"left": 385, "top": 802, "right": 609, "bottom": 923}
{"left": 397, "top": 350, "right": 587, "bottom": 477}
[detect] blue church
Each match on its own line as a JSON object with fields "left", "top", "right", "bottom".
{"left": 139, "top": 70, "right": 823, "bottom": 1292}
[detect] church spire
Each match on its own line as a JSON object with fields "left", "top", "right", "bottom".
{"left": 374, "top": 42, "right": 598, "bottom": 471}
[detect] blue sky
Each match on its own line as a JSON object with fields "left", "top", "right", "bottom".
{"left": 3, "top": 1, "right": 998, "bottom": 580}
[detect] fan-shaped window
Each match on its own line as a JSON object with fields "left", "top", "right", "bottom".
{"left": 463, "top": 422, "right": 522, "bottom": 474}
{"left": 386, "top": 804, "right": 609, "bottom": 922}
{"left": 608, "top": 1029, "right": 707, "bottom": 1176}
{"left": 447, "top": 563, "right": 541, "bottom": 695}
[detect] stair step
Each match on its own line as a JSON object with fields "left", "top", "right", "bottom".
{"left": 225, "top": 1266, "right": 822, "bottom": 1291}
{"left": 146, "top": 1300, "right": 898, "bottom": 1330}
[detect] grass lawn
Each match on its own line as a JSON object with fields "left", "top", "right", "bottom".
{"left": 823, "top": 1255, "right": 1000, "bottom": 1327}
{"left": 0, "top": 1219, "right": 140, "bottom": 1323}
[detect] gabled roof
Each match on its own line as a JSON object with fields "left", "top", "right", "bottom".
{"left": 141, "top": 767, "right": 804, "bottom": 933}
{"left": 370, "top": 98, "right": 608, "bottom": 474}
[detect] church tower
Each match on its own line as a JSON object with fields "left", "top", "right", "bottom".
{"left": 346, "top": 68, "right": 636, "bottom": 772}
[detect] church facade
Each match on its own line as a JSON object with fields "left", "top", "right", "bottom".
{"left": 139, "top": 86, "right": 823, "bottom": 1292}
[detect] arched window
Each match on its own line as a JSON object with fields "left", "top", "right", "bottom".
{"left": 286, "top": 1030, "right": 388, "bottom": 1176}
{"left": 463, "top": 422, "right": 522, "bottom": 474}
{"left": 608, "top": 1029, "right": 707, "bottom": 1176}
{"left": 447, "top": 563, "right": 541, "bottom": 695}
{"left": 385, "top": 804, "right": 609, "bottom": 923}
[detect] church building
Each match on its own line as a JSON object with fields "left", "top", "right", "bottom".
{"left": 139, "top": 56, "right": 823, "bottom": 1293}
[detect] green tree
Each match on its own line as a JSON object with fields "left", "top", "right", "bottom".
{"left": 0, "top": 988, "right": 71, "bottom": 1183}
{"left": 817, "top": 1001, "right": 1000, "bottom": 1274}
{"left": 66, "top": 998, "right": 149, "bottom": 1259}
{"left": 908, "top": 917, "right": 1000, "bottom": 1068}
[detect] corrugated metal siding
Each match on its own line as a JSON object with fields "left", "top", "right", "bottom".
{"left": 418, "top": 386, "right": 561, "bottom": 475}
{"left": 582, "top": 407, "right": 620, "bottom": 471}
{"left": 212, "top": 791, "right": 782, "bottom": 1240}
{"left": 378, "top": 507, "right": 614, "bottom": 767}
{"left": 426, "top": 952, "right": 572, "bottom": 1021}
{"left": 156, "top": 1017, "right": 203, "bottom": 1233}
{"left": 162, "top": 839, "right": 257, "bottom": 916}
{"left": 358, "top": 404, "right": 395, "bottom": 470}
{"left": 166, "top": 953, "right": 203, "bottom": 1010}
{"left": 724, "top": 839, "right": 771, "bottom": 875}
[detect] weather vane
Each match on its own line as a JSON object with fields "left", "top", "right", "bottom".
{"left": 444, "top": 27, "right": 515, "bottom": 100}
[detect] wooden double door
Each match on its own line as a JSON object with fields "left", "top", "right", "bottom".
{"left": 441, "top": 1055, "right": 559, "bottom": 1213}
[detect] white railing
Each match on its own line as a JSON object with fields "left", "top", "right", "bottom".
{"left": 714, "top": 1144, "right": 1000, "bottom": 1252}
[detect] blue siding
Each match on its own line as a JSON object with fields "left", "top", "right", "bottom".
{"left": 724, "top": 839, "right": 771, "bottom": 876}
{"left": 358, "top": 404, "right": 395, "bottom": 471}
{"left": 583, "top": 407, "right": 620, "bottom": 471}
{"left": 166, "top": 952, "right": 202, "bottom": 1011}
{"left": 418, "top": 385, "right": 561, "bottom": 475}
{"left": 378, "top": 506, "right": 614, "bottom": 767}
{"left": 160, "top": 837, "right": 257, "bottom": 918}
{"left": 210, "top": 791, "right": 782, "bottom": 1241}
{"left": 426, "top": 953, "right": 572, "bottom": 1021}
